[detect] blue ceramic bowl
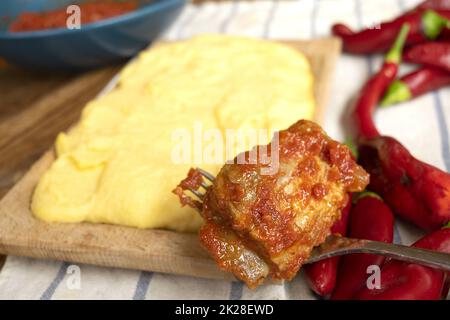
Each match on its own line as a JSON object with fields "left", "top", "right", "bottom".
{"left": 0, "top": 0, "right": 185, "bottom": 70}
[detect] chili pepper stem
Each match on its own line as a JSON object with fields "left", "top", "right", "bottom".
{"left": 344, "top": 138, "right": 358, "bottom": 158}
{"left": 353, "top": 23, "right": 409, "bottom": 138}
{"left": 385, "top": 24, "right": 411, "bottom": 63}
{"left": 380, "top": 80, "right": 412, "bottom": 107}
{"left": 353, "top": 191, "right": 383, "bottom": 203}
{"left": 423, "top": 9, "right": 450, "bottom": 39}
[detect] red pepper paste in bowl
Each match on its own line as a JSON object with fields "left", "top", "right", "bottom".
{"left": 9, "top": 0, "right": 138, "bottom": 32}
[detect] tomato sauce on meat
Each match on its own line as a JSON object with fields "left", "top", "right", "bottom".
{"left": 175, "top": 120, "right": 369, "bottom": 287}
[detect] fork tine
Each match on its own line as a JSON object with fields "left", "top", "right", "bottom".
{"left": 197, "top": 168, "right": 215, "bottom": 182}
{"left": 178, "top": 168, "right": 214, "bottom": 204}
{"left": 188, "top": 188, "right": 204, "bottom": 200}
{"left": 200, "top": 182, "right": 209, "bottom": 190}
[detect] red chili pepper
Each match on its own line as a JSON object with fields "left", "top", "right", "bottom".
{"left": 381, "top": 66, "right": 450, "bottom": 106}
{"left": 304, "top": 196, "right": 352, "bottom": 297}
{"left": 415, "top": 225, "right": 450, "bottom": 251}
{"left": 355, "top": 228, "right": 450, "bottom": 300}
{"left": 351, "top": 26, "right": 450, "bottom": 231}
{"left": 403, "top": 42, "right": 450, "bottom": 72}
{"left": 352, "top": 24, "right": 410, "bottom": 139}
{"left": 331, "top": 193, "right": 394, "bottom": 300}
{"left": 416, "top": 0, "right": 450, "bottom": 10}
{"left": 358, "top": 136, "right": 450, "bottom": 231}
{"left": 332, "top": 10, "right": 450, "bottom": 54}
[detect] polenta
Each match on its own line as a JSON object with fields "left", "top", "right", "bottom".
{"left": 31, "top": 35, "right": 315, "bottom": 233}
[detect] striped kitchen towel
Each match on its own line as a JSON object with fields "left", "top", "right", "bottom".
{"left": 0, "top": 0, "right": 448, "bottom": 300}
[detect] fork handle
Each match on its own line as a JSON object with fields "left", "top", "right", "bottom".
{"left": 307, "top": 236, "right": 450, "bottom": 272}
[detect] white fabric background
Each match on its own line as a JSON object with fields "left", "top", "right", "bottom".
{"left": 0, "top": 0, "right": 449, "bottom": 300}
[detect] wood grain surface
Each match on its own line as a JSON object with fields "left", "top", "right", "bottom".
{"left": 0, "top": 38, "right": 341, "bottom": 280}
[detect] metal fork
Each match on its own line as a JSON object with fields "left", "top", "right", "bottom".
{"left": 185, "top": 168, "right": 450, "bottom": 272}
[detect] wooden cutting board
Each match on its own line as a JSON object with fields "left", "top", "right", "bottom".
{"left": 0, "top": 38, "right": 341, "bottom": 280}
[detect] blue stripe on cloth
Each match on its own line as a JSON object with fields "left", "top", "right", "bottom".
{"left": 262, "top": 0, "right": 279, "bottom": 38}
{"left": 132, "top": 272, "right": 153, "bottom": 300}
{"left": 40, "top": 262, "right": 69, "bottom": 300}
{"left": 220, "top": 0, "right": 239, "bottom": 33}
{"left": 177, "top": 7, "right": 199, "bottom": 40}
{"left": 229, "top": 281, "right": 244, "bottom": 300}
{"left": 433, "top": 92, "right": 450, "bottom": 172}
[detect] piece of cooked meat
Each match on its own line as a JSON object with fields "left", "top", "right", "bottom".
{"left": 174, "top": 120, "right": 369, "bottom": 288}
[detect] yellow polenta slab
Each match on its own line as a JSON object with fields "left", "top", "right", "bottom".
{"left": 31, "top": 35, "right": 315, "bottom": 233}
